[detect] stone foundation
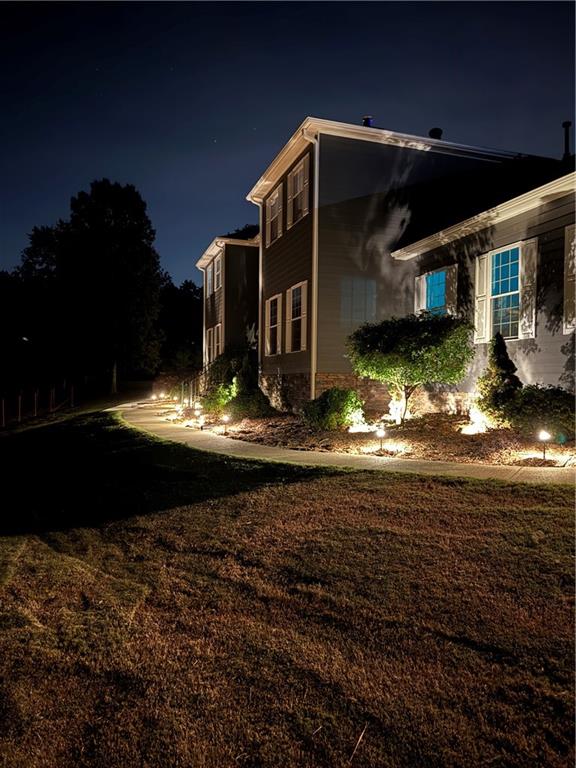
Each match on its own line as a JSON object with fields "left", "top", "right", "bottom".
{"left": 260, "top": 372, "right": 311, "bottom": 412}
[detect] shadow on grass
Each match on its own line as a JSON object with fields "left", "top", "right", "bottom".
{"left": 0, "top": 411, "right": 334, "bottom": 535}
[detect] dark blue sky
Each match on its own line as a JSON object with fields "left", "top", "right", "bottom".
{"left": 1, "top": 2, "right": 574, "bottom": 286}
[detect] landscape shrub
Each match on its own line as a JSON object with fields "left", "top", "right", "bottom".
{"left": 506, "top": 385, "right": 575, "bottom": 439}
{"left": 303, "top": 388, "right": 364, "bottom": 431}
{"left": 202, "top": 379, "right": 238, "bottom": 415}
{"left": 227, "top": 389, "right": 276, "bottom": 420}
{"left": 475, "top": 333, "right": 523, "bottom": 426}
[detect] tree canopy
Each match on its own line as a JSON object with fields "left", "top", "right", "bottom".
{"left": 348, "top": 313, "right": 475, "bottom": 422}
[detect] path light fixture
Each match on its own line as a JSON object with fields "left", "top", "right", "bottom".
{"left": 194, "top": 401, "right": 202, "bottom": 410}
{"left": 159, "top": 391, "right": 166, "bottom": 399}
{"left": 199, "top": 414, "right": 205, "bottom": 430}
{"left": 376, "top": 426, "right": 386, "bottom": 452}
{"left": 538, "top": 429, "right": 551, "bottom": 460}
{"left": 222, "top": 414, "right": 230, "bottom": 435}
{"left": 151, "top": 394, "right": 157, "bottom": 401}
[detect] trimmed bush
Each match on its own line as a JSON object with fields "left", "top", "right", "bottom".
{"left": 476, "top": 333, "right": 523, "bottom": 426}
{"left": 227, "top": 389, "right": 276, "bottom": 420}
{"left": 507, "top": 385, "right": 575, "bottom": 439}
{"left": 303, "top": 388, "right": 364, "bottom": 431}
{"left": 202, "top": 379, "right": 238, "bottom": 415}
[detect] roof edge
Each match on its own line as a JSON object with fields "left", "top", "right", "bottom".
{"left": 195, "top": 235, "right": 259, "bottom": 270}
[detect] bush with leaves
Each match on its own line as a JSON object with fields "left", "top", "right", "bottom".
{"left": 509, "top": 385, "right": 575, "bottom": 439}
{"left": 303, "top": 388, "right": 364, "bottom": 431}
{"left": 227, "top": 389, "right": 276, "bottom": 420}
{"left": 475, "top": 333, "right": 523, "bottom": 426}
{"left": 202, "top": 380, "right": 238, "bottom": 415}
{"left": 348, "top": 313, "right": 474, "bottom": 423}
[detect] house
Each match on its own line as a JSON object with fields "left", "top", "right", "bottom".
{"left": 246, "top": 116, "right": 565, "bottom": 412}
{"left": 195, "top": 235, "right": 259, "bottom": 366}
{"left": 390, "top": 171, "right": 576, "bottom": 408}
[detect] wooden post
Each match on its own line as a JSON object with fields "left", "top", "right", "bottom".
{"left": 34, "top": 389, "right": 38, "bottom": 417}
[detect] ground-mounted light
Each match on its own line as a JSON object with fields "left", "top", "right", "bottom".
{"left": 538, "top": 429, "right": 551, "bottom": 460}
{"left": 199, "top": 414, "right": 205, "bottom": 430}
{"left": 376, "top": 426, "right": 386, "bottom": 451}
{"left": 222, "top": 414, "right": 230, "bottom": 435}
{"left": 151, "top": 394, "right": 157, "bottom": 401}
{"left": 461, "top": 404, "right": 488, "bottom": 435}
{"left": 159, "top": 391, "right": 166, "bottom": 399}
{"left": 194, "top": 401, "right": 202, "bottom": 410}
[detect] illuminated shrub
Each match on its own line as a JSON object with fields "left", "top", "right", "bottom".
{"left": 303, "top": 388, "right": 364, "bottom": 431}
{"left": 507, "top": 385, "right": 574, "bottom": 439}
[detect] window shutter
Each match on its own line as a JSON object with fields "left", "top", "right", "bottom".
{"left": 265, "top": 201, "right": 271, "bottom": 248}
{"left": 264, "top": 300, "right": 270, "bottom": 355}
{"left": 414, "top": 275, "right": 426, "bottom": 313}
{"left": 302, "top": 155, "right": 310, "bottom": 217}
{"left": 445, "top": 264, "right": 458, "bottom": 315}
{"left": 277, "top": 185, "right": 283, "bottom": 238}
{"left": 285, "top": 288, "right": 292, "bottom": 353}
{"left": 301, "top": 281, "right": 308, "bottom": 351}
{"left": 518, "top": 238, "right": 538, "bottom": 340}
{"left": 287, "top": 171, "right": 293, "bottom": 229}
{"left": 563, "top": 223, "right": 575, "bottom": 334}
{"left": 474, "top": 254, "right": 489, "bottom": 343}
{"left": 277, "top": 295, "right": 283, "bottom": 354}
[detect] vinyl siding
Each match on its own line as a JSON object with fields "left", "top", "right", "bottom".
{"left": 261, "top": 147, "right": 314, "bottom": 374}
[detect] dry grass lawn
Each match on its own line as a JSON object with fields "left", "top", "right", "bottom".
{"left": 0, "top": 413, "right": 573, "bottom": 767}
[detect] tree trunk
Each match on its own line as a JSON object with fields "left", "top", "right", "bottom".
{"left": 110, "top": 360, "right": 117, "bottom": 395}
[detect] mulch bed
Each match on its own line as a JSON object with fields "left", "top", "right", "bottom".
{"left": 205, "top": 412, "right": 575, "bottom": 467}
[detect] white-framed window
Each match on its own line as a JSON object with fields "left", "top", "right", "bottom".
{"left": 474, "top": 239, "right": 537, "bottom": 343}
{"left": 206, "top": 263, "right": 213, "bottom": 296}
{"left": 265, "top": 185, "right": 283, "bottom": 247}
{"left": 215, "top": 323, "right": 222, "bottom": 357}
{"left": 287, "top": 155, "right": 309, "bottom": 229}
{"left": 265, "top": 294, "right": 282, "bottom": 356}
{"left": 286, "top": 281, "right": 307, "bottom": 353}
{"left": 563, "top": 223, "right": 575, "bottom": 334}
{"left": 206, "top": 327, "right": 214, "bottom": 363}
{"left": 414, "top": 265, "right": 458, "bottom": 316}
{"left": 340, "top": 277, "right": 377, "bottom": 327}
{"left": 214, "top": 255, "right": 222, "bottom": 291}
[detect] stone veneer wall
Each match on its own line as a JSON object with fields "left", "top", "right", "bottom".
{"left": 260, "top": 372, "right": 310, "bottom": 412}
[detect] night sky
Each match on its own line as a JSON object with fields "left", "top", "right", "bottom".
{"left": 1, "top": 2, "right": 574, "bottom": 286}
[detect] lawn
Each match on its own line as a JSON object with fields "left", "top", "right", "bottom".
{"left": 0, "top": 413, "right": 573, "bottom": 767}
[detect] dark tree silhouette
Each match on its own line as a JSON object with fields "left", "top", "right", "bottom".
{"left": 221, "top": 224, "right": 259, "bottom": 240}
{"left": 158, "top": 278, "right": 203, "bottom": 372}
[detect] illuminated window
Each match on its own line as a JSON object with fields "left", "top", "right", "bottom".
{"left": 287, "top": 156, "right": 309, "bottom": 228}
{"left": 265, "top": 295, "right": 281, "bottom": 355}
{"left": 425, "top": 270, "right": 447, "bottom": 315}
{"left": 266, "top": 185, "right": 283, "bottom": 247}
{"left": 286, "top": 281, "right": 307, "bottom": 352}
{"left": 214, "top": 255, "right": 222, "bottom": 291}
{"left": 491, "top": 247, "right": 520, "bottom": 339}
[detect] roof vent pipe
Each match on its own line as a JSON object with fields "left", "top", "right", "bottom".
{"left": 362, "top": 115, "right": 374, "bottom": 128}
{"left": 562, "top": 120, "right": 572, "bottom": 161}
{"left": 428, "top": 127, "right": 443, "bottom": 140}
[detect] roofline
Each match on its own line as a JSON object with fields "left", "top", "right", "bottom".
{"left": 195, "top": 235, "right": 259, "bottom": 270}
{"left": 390, "top": 172, "right": 576, "bottom": 261}
{"left": 246, "top": 116, "right": 536, "bottom": 204}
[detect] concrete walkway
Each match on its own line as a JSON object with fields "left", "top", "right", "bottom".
{"left": 116, "top": 402, "right": 575, "bottom": 486}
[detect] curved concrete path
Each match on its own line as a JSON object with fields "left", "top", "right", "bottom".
{"left": 116, "top": 402, "right": 575, "bottom": 486}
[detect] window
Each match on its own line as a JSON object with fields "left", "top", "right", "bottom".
{"left": 214, "top": 255, "right": 222, "bottom": 291}
{"left": 286, "top": 281, "right": 307, "bottom": 353}
{"left": 474, "top": 239, "right": 537, "bottom": 343}
{"left": 206, "top": 263, "right": 213, "bottom": 296}
{"left": 206, "top": 327, "right": 214, "bottom": 364}
{"left": 265, "top": 295, "right": 281, "bottom": 356}
{"left": 425, "top": 270, "right": 447, "bottom": 315}
{"left": 340, "top": 277, "right": 377, "bottom": 327}
{"left": 215, "top": 323, "right": 222, "bottom": 357}
{"left": 265, "top": 185, "right": 283, "bottom": 247}
{"left": 415, "top": 265, "right": 457, "bottom": 316}
{"left": 287, "top": 155, "right": 309, "bottom": 229}
{"left": 491, "top": 247, "right": 520, "bottom": 339}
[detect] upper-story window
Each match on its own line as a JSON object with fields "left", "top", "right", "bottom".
{"left": 491, "top": 247, "right": 520, "bottom": 338}
{"left": 474, "top": 239, "right": 537, "bottom": 343}
{"left": 214, "top": 255, "right": 222, "bottom": 291}
{"left": 206, "top": 327, "right": 214, "bottom": 363}
{"left": 265, "top": 185, "right": 283, "bottom": 247}
{"left": 287, "top": 155, "right": 309, "bottom": 229}
{"left": 215, "top": 323, "right": 222, "bottom": 357}
{"left": 415, "top": 265, "right": 457, "bottom": 317}
{"left": 265, "top": 294, "right": 281, "bottom": 356}
{"left": 286, "top": 281, "right": 307, "bottom": 353}
{"left": 206, "top": 263, "right": 213, "bottom": 296}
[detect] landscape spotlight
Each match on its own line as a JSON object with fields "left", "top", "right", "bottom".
{"left": 151, "top": 394, "right": 157, "bottom": 401}
{"left": 194, "top": 401, "right": 202, "bottom": 410}
{"left": 222, "top": 414, "right": 230, "bottom": 434}
{"left": 159, "top": 391, "right": 166, "bottom": 399}
{"left": 376, "top": 426, "right": 386, "bottom": 451}
{"left": 538, "top": 429, "right": 551, "bottom": 460}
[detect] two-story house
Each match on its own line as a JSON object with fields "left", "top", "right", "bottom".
{"left": 196, "top": 235, "right": 259, "bottom": 366}
{"left": 390, "top": 172, "right": 575, "bottom": 410}
{"left": 246, "top": 116, "right": 563, "bottom": 411}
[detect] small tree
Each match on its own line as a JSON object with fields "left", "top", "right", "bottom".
{"left": 348, "top": 313, "right": 474, "bottom": 423}
{"left": 475, "top": 332, "right": 523, "bottom": 426}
